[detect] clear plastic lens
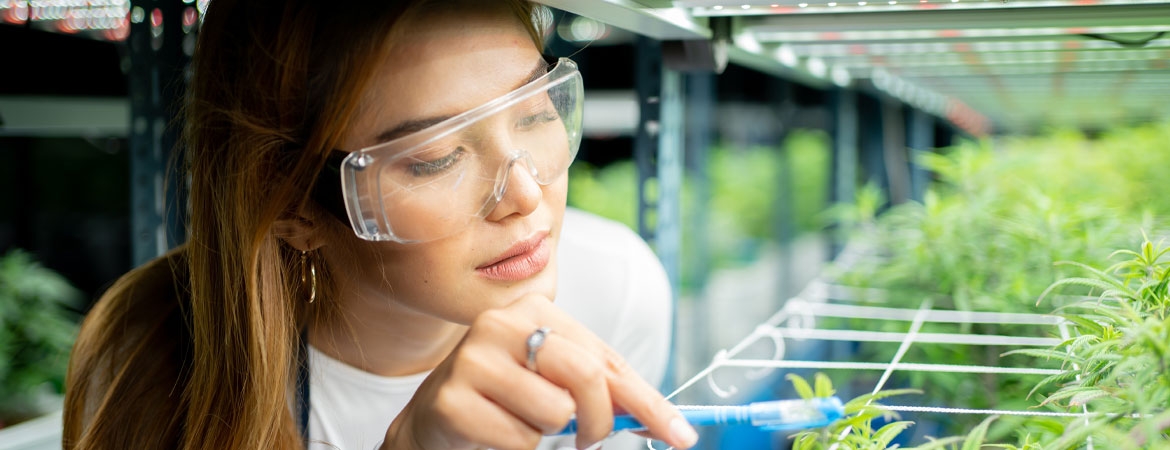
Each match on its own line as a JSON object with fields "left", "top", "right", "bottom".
{"left": 340, "top": 58, "right": 584, "bottom": 242}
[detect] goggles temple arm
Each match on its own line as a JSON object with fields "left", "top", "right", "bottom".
{"left": 310, "top": 149, "right": 353, "bottom": 228}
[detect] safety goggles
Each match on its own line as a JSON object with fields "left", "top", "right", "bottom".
{"left": 313, "top": 56, "right": 583, "bottom": 243}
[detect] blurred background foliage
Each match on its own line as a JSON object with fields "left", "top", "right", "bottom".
{"left": 0, "top": 250, "right": 80, "bottom": 428}
{"left": 821, "top": 121, "right": 1170, "bottom": 442}
{"left": 569, "top": 128, "right": 832, "bottom": 295}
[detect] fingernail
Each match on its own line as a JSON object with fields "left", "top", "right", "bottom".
{"left": 669, "top": 416, "right": 698, "bottom": 448}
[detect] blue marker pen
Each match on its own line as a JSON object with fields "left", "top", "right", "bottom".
{"left": 552, "top": 396, "right": 845, "bottom": 436}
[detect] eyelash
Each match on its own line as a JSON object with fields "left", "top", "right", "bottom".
{"left": 517, "top": 110, "right": 558, "bottom": 129}
{"left": 403, "top": 110, "right": 557, "bottom": 177}
{"left": 409, "top": 148, "right": 466, "bottom": 177}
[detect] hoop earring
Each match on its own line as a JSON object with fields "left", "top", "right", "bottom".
{"left": 300, "top": 250, "right": 317, "bottom": 304}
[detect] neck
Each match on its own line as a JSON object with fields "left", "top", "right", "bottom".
{"left": 307, "top": 289, "right": 466, "bottom": 378}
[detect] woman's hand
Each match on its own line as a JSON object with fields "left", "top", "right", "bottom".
{"left": 381, "top": 293, "right": 698, "bottom": 450}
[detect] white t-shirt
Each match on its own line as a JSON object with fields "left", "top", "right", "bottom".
{"left": 307, "top": 208, "right": 674, "bottom": 450}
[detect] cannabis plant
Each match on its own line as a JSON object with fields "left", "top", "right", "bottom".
{"left": 823, "top": 124, "right": 1170, "bottom": 437}
{"left": 786, "top": 372, "right": 1002, "bottom": 450}
{"left": 1007, "top": 236, "right": 1170, "bottom": 448}
{"left": 788, "top": 372, "right": 917, "bottom": 450}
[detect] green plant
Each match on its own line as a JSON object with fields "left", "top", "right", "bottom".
{"left": 0, "top": 249, "right": 81, "bottom": 427}
{"left": 823, "top": 124, "right": 1170, "bottom": 436}
{"left": 1005, "top": 235, "right": 1170, "bottom": 448}
{"left": 785, "top": 373, "right": 1028, "bottom": 450}
{"left": 787, "top": 372, "right": 921, "bottom": 450}
{"left": 567, "top": 130, "right": 832, "bottom": 293}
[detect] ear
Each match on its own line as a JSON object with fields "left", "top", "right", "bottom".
{"left": 273, "top": 209, "right": 325, "bottom": 252}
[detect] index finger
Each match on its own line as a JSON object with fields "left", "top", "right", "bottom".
{"left": 507, "top": 296, "right": 698, "bottom": 448}
{"left": 597, "top": 346, "right": 698, "bottom": 449}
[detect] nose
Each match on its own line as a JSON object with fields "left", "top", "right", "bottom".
{"left": 483, "top": 152, "right": 542, "bottom": 222}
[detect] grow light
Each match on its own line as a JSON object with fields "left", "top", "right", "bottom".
{"left": 786, "top": 39, "right": 1170, "bottom": 58}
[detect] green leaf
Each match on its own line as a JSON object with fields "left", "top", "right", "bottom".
{"left": 814, "top": 372, "right": 836, "bottom": 398}
{"left": 788, "top": 373, "right": 815, "bottom": 400}
{"left": 1000, "top": 348, "right": 1081, "bottom": 364}
{"left": 793, "top": 431, "right": 818, "bottom": 450}
{"left": 961, "top": 416, "right": 997, "bottom": 450}
{"left": 873, "top": 421, "right": 915, "bottom": 448}
{"left": 1040, "top": 386, "right": 1109, "bottom": 407}
{"left": 907, "top": 436, "right": 965, "bottom": 450}
{"left": 1068, "top": 388, "right": 1111, "bottom": 406}
{"left": 1025, "top": 371, "right": 1080, "bottom": 400}
{"left": 844, "top": 388, "right": 922, "bottom": 413}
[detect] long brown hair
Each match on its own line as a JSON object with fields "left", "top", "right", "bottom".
{"left": 63, "top": 1, "right": 543, "bottom": 448}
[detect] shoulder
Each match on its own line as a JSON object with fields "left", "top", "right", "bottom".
{"left": 555, "top": 208, "right": 672, "bottom": 335}
{"left": 557, "top": 207, "right": 668, "bottom": 296}
{"left": 558, "top": 207, "right": 661, "bottom": 270}
{"left": 555, "top": 208, "right": 673, "bottom": 386}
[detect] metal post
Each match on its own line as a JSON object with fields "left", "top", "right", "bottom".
{"left": 657, "top": 70, "right": 683, "bottom": 297}
{"left": 906, "top": 108, "right": 935, "bottom": 203}
{"left": 831, "top": 88, "right": 858, "bottom": 209}
{"left": 829, "top": 88, "right": 858, "bottom": 258}
{"left": 636, "top": 35, "right": 685, "bottom": 392}
{"left": 684, "top": 72, "right": 714, "bottom": 294}
{"left": 858, "top": 94, "right": 888, "bottom": 206}
{"left": 682, "top": 71, "right": 713, "bottom": 397}
{"left": 635, "top": 36, "right": 662, "bottom": 244}
{"left": 769, "top": 78, "right": 794, "bottom": 300}
{"left": 128, "top": 0, "right": 191, "bottom": 266}
{"left": 882, "top": 98, "right": 910, "bottom": 205}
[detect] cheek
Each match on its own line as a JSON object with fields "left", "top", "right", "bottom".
{"left": 369, "top": 240, "right": 505, "bottom": 321}
{"left": 545, "top": 176, "right": 569, "bottom": 210}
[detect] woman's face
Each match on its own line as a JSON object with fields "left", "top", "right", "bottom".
{"left": 321, "top": 8, "right": 567, "bottom": 325}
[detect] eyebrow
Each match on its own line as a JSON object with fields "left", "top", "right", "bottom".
{"left": 370, "top": 58, "right": 552, "bottom": 145}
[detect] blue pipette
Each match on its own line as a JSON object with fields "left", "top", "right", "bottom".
{"left": 552, "top": 396, "right": 845, "bottom": 436}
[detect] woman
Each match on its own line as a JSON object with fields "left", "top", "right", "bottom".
{"left": 62, "top": 0, "right": 698, "bottom": 449}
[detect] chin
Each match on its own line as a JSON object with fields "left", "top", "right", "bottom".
{"left": 484, "top": 259, "right": 559, "bottom": 305}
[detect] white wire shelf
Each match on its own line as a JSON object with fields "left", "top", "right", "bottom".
{"left": 664, "top": 276, "right": 1099, "bottom": 445}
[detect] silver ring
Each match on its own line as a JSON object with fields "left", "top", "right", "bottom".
{"left": 526, "top": 327, "right": 552, "bottom": 372}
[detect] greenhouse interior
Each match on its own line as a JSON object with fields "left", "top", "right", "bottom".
{"left": 1, "top": 0, "right": 1168, "bottom": 449}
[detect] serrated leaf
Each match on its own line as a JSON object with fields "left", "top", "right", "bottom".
{"left": 873, "top": 421, "right": 915, "bottom": 448}
{"left": 1040, "top": 386, "right": 1107, "bottom": 407}
{"left": 961, "top": 416, "right": 996, "bottom": 450}
{"left": 1025, "top": 371, "right": 1079, "bottom": 400}
{"left": 1000, "top": 348, "right": 1080, "bottom": 363}
{"left": 845, "top": 388, "right": 921, "bottom": 412}
{"left": 1068, "top": 388, "right": 1111, "bottom": 406}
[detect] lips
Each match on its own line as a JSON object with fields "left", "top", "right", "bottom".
{"left": 476, "top": 232, "right": 551, "bottom": 282}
